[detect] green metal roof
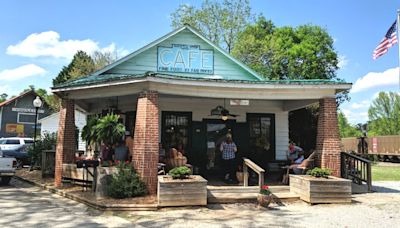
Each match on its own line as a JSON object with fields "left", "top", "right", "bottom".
{"left": 52, "top": 72, "right": 350, "bottom": 90}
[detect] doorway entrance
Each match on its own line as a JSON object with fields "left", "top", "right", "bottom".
{"left": 204, "top": 119, "right": 236, "bottom": 179}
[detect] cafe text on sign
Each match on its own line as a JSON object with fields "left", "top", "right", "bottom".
{"left": 157, "top": 44, "right": 214, "bottom": 74}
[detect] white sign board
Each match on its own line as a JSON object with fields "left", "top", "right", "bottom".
{"left": 12, "top": 107, "right": 45, "bottom": 114}
{"left": 230, "top": 100, "right": 250, "bottom": 106}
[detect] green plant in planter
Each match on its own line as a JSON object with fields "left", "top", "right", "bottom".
{"left": 306, "top": 167, "right": 332, "bottom": 178}
{"left": 81, "top": 117, "right": 99, "bottom": 154}
{"left": 95, "top": 114, "right": 125, "bottom": 149}
{"left": 168, "top": 166, "right": 191, "bottom": 179}
{"left": 107, "top": 162, "right": 147, "bottom": 198}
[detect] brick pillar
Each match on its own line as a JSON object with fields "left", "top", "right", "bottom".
{"left": 315, "top": 97, "right": 341, "bottom": 177}
{"left": 54, "top": 99, "right": 76, "bottom": 187}
{"left": 132, "top": 91, "right": 159, "bottom": 194}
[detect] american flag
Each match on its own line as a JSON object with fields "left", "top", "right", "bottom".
{"left": 373, "top": 21, "right": 398, "bottom": 60}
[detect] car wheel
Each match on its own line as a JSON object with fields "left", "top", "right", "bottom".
{"left": 16, "top": 159, "right": 24, "bottom": 169}
{"left": 1, "top": 177, "right": 11, "bottom": 185}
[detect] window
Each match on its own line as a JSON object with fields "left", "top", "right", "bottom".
{"left": 247, "top": 113, "right": 275, "bottom": 162}
{"left": 6, "top": 139, "right": 20, "bottom": 144}
{"left": 161, "top": 112, "right": 192, "bottom": 152}
{"left": 17, "top": 113, "right": 37, "bottom": 124}
{"left": 24, "top": 139, "right": 34, "bottom": 144}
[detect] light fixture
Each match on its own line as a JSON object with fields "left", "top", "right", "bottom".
{"left": 221, "top": 115, "right": 228, "bottom": 121}
{"left": 33, "top": 96, "right": 42, "bottom": 108}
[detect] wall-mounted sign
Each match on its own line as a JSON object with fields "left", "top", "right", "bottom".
{"left": 230, "top": 99, "right": 250, "bottom": 106}
{"left": 12, "top": 107, "right": 44, "bottom": 114}
{"left": 157, "top": 44, "right": 214, "bottom": 74}
{"left": 5, "top": 124, "right": 24, "bottom": 134}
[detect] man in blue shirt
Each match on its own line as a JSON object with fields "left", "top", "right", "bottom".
{"left": 220, "top": 134, "right": 238, "bottom": 183}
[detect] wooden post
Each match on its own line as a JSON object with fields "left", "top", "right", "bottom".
{"left": 259, "top": 171, "right": 264, "bottom": 187}
{"left": 243, "top": 163, "right": 248, "bottom": 187}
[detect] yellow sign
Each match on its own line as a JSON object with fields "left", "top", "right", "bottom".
{"left": 5, "top": 124, "right": 24, "bottom": 134}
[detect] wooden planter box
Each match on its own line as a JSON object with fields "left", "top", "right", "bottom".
{"left": 62, "top": 163, "right": 94, "bottom": 181}
{"left": 158, "top": 175, "right": 207, "bottom": 207}
{"left": 290, "top": 175, "right": 352, "bottom": 204}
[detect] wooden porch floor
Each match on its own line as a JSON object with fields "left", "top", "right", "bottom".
{"left": 207, "top": 185, "right": 300, "bottom": 204}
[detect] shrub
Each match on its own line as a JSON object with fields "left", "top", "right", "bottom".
{"left": 306, "top": 167, "right": 332, "bottom": 178}
{"left": 28, "top": 132, "right": 57, "bottom": 167}
{"left": 106, "top": 162, "right": 147, "bottom": 198}
{"left": 168, "top": 166, "right": 191, "bottom": 179}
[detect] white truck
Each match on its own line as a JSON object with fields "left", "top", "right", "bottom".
{"left": 0, "top": 147, "right": 16, "bottom": 185}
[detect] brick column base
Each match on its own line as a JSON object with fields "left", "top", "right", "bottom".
{"left": 315, "top": 97, "right": 341, "bottom": 177}
{"left": 132, "top": 91, "right": 159, "bottom": 194}
{"left": 54, "top": 99, "right": 76, "bottom": 187}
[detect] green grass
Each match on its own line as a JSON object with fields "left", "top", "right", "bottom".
{"left": 372, "top": 165, "right": 400, "bottom": 181}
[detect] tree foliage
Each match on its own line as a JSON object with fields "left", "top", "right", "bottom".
{"left": 338, "top": 112, "right": 361, "bottom": 138}
{"left": 53, "top": 51, "right": 95, "bottom": 86}
{"left": 0, "top": 93, "right": 7, "bottom": 103}
{"left": 232, "top": 16, "right": 338, "bottom": 80}
{"left": 368, "top": 92, "right": 400, "bottom": 136}
{"left": 171, "top": 0, "right": 253, "bottom": 53}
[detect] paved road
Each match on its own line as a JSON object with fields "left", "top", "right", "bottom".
{"left": 0, "top": 179, "right": 131, "bottom": 228}
{"left": 1, "top": 179, "right": 400, "bottom": 228}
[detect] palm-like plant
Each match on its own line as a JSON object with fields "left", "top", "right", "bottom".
{"left": 81, "top": 117, "right": 99, "bottom": 153}
{"left": 95, "top": 114, "right": 125, "bottom": 148}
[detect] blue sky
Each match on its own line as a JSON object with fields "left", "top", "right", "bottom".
{"left": 0, "top": 0, "right": 399, "bottom": 124}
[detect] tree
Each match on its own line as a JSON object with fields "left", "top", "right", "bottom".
{"left": 171, "top": 0, "right": 253, "bottom": 53}
{"left": 53, "top": 51, "right": 95, "bottom": 86}
{"left": 368, "top": 92, "right": 400, "bottom": 136}
{"left": 338, "top": 112, "right": 361, "bottom": 138}
{"left": 92, "top": 50, "right": 117, "bottom": 71}
{"left": 232, "top": 16, "right": 338, "bottom": 80}
{"left": 0, "top": 93, "right": 7, "bottom": 103}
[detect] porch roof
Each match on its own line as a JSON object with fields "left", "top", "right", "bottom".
{"left": 52, "top": 72, "right": 351, "bottom": 91}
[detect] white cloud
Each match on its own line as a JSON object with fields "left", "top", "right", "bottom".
{"left": 0, "top": 64, "right": 46, "bottom": 81}
{"left": 338, "top": 55, "right": 348, "bottom": 69}
{"left": 7, "top": 31, "right": 129, "bottom": 59}
{"left": 0, "top": 85, "right": 10, "bottom": 94}
{"left": 350, "top": 100, "right": 370, "bottom": 109}
{"left": 351, "top": 67, "right": 399, "bottom": 93}
{"left": 341, "top": 108, "right": 368, "bottom": 124}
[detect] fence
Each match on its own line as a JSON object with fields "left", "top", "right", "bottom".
{"left": 341, "top": 135, "right": 400, "bottom": 156}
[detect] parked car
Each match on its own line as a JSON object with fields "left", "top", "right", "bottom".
{"left": 0, "top": 137, "right": 33, "bottom": 167}
{"left": 0, "top": 147, "right": 17, "bottom": 185}
{"left": 0, "top": 137, "right": 34, "bottom": 151}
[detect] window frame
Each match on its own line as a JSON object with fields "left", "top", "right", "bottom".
{"left": 17, "top": 112, "right": 38, "bottom": 125}
{"left": 161, "top": 111, "right": 192, "bottom": 152}
{"left": 246, "top": 113, "right": 276, "bottom": 161}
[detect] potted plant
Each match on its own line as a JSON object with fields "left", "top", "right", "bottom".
{"left": 306, "top": 167, "right": 331, "bottom": 178}
{"left": 168, "top": 166, "right": 191, "bottom": 179}
{"left": 81, "top": 117, "right": 99, "bottom": 157}
{"left": 257, "top": 185, "right": 272, "bottom": 207}
{"left": 95, "top": 114, "right": 125, "bottom": 150}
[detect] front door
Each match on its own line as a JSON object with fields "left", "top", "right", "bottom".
{"left": 204, "top": 119, "right": 235, "bottom": 177}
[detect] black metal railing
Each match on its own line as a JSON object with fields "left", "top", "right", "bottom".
{"left": 340, "top": 152, "right": 372, "bottom": 192}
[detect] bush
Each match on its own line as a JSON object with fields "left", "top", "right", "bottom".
{"left": 106, "top": 162, "right": 147, "bottom": 198}
{"left": 168, "top": 166, "right": 191, "bottom": 179}
{"left": 28, "top": 132, "right": 57, "bottom": 167}
{"left": 306, "top": 167, "right": 332, "bottom": 178}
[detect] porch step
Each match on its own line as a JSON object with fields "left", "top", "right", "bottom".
{"left": 207, "top": 186, "right": 299, "bottom": 204}
{"left": 207, "top": 185, "right": 290, "bottom": 194}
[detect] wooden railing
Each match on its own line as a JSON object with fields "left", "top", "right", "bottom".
{"left": 243, "top": 157, "right": 265, "bottom": 187}
{"left": 340, "top": 152, "right": 372, "bottom": 192}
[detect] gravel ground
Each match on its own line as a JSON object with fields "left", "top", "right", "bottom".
{"left": 1, "top": 179, "right": 400, "bottom": 228}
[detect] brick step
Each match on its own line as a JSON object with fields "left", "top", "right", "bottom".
{"left": 207, "top": 191, "right": 300, "bottom": 204}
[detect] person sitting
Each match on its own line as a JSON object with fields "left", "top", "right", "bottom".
{"left": 114, "top": 140, "right": 129, "bottom": 162}
{"left": 287, "top": 142, "right": 303, "bottom": 163}
{"left": 167, "top": 147, "right": 187, "bottom": 169}
{"left": 159, "top": 143, "right": 166, "bottom": 163}
{"left": 177, "top": 143, "right": 186, "bottom": 156}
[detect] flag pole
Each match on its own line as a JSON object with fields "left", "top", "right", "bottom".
{"left": 397, "top": 9, "right": 400, "bottom": 89}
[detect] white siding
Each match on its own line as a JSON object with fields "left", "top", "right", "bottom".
{"left": 39, "top": 110, "right": 87, "bottom": 151}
